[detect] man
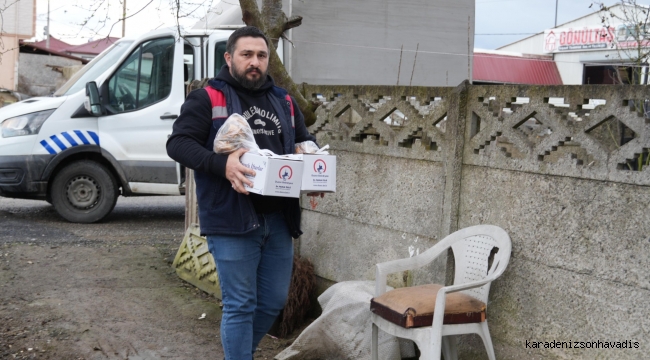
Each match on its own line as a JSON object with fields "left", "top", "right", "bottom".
{"left": 166, "top": 26, "right": 317, "bottom": 359}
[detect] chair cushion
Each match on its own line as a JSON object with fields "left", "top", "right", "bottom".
{"left": 370, "top": 284, "right": 486, "bottom": 328}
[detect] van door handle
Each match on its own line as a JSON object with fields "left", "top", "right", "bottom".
{"left": 160, "top": 113, "right": 178, "bottom": 120}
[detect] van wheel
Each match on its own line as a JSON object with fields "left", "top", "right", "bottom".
{"left": 51, "top": 161, "right": 118, "bottom": 223}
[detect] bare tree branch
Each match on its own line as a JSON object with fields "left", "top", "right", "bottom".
{"left": 284, "top": 15, "right": 302, "bottom": 32}
{"left": 595, "top": 0, "right": 650, "bottom": 84}
{"left": 104, "top": 0, "right": 154, "bottom": 40}
{"left": 239, "top": 0, "right": 319, "bottom": 126}
{"left": 74, "top": 0, "right": 109, "bottom": 38}
{"left": 239, "top": 0, "right": 265, "bottom": 30}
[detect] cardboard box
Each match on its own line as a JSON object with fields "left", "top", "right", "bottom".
{"left": 301, "top": 154, "right": 336, "bottom": 193}
{"left": 240, "top": 151, "right": 304, "bottom": 198}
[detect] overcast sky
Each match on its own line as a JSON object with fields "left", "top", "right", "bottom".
{"left": 475, "top": 0, "right": 611, "bottom": 49}
{"left": 33, "top": 0, "right": 217, "bottom": 44}
{"left": 33, "top": 0, "right": 622, "bottom": 49}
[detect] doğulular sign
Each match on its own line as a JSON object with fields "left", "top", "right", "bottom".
{"left": 543, "top": 24, "right": 650, "bottom": 53}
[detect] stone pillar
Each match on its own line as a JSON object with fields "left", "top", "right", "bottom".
{"left": 439, "top": 80, "right": 469, "bottom": 285}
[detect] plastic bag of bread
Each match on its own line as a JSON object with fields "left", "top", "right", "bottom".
{"left": 214, "top": 113, "right": 259, "bottom": 154}
{"left": 295, "top": 141, "right": 320, "bottom": 154}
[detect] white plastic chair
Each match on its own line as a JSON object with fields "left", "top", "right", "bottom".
{"left": 370, "top": 225, "right": 511, "bottom": 360}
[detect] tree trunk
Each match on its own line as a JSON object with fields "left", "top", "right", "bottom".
{"left": 239, "top": 0, "right": 319, "bottom": 126}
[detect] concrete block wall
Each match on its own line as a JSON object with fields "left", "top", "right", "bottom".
{"left": 301, "top": 83, "right": 650, "bottom": 359}
{"left": 299, "top": 84, "right": 462, "bottom": 289}
{"left": 17, "top": 53, "right": 83, "bottom": 96}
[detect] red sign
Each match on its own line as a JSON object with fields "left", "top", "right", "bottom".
{"left": 544, "top": 26, "right": 614, "bottom": 53}
{"left": 543, "top": 24, "right": 650, "bottom": 53}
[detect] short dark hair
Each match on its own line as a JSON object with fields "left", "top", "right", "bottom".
{"left": 226, "top": 26, "right": 269, "bottom": 54}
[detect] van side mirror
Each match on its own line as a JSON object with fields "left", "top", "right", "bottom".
{"left": 84, "top": 81, "right": 102, "bottom": 116}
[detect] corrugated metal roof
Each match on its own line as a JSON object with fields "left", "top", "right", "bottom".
{"left": 19, "top": 39, "right": 89, "bottom": 64}
{"left": 473, "top": 53, "right": 563, "bottom": 85}
{"left": 65, "top": 37, "right": 120, "bottom": 55}
{"left": 30, "top": 37, "right": 71, "bottom": 52}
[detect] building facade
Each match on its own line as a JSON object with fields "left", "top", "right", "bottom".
{"left": 499, "top": 4, "right": 650, "bottom": 85}
{"left": 195, "top": 0, "right": 475, "bottom": 87}
{"left": 0, "top": 0, "right": 36, "bottom": 91}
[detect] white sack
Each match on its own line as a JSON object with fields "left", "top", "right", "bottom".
{"left": 275, "top": 281, "right": 415, "bottom": 360}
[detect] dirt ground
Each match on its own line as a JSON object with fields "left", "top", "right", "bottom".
{"left": 0, "top": 197, "right": 305, "bottom": 360}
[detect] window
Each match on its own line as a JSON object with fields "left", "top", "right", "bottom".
{"left": 184, "top": 43, "right": 195, "bottom": 84}
{"left": 107, "top": 37, "right": 175, "bottom": 113}
{"left": 583, "top": 64, "right": 649, "bottom": 85}
{"left": 183, "top": 43, "right": 195, "bottom": 97}
{"left": 55, "top": 41, "right": 133, "bottom": 97}
{"left": 215, "top": 41, "right": 227, "bottom": 75}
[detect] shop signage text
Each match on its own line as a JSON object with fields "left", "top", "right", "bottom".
{"left": 543, "top": 24, "right": 650, "bottom": 53}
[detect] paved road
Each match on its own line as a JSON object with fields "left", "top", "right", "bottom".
{"left": 0, "top": 196, "right": 187, "bottom": 247}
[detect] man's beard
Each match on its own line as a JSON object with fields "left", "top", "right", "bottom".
{"left": 231, "top": 61, "right": 268, "bottom": 90}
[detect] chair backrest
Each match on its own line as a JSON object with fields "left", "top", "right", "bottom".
{"left": 449, "top": 225, "right": 511, "bottom": 303}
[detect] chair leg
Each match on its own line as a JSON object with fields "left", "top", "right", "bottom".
{"left": 371, "top": 323, "right": 379, "bottom": 360}
{"left": 417, "top": 343, "right": 433, "bottom": 360}
{"left": 477, "top": 322, "right": 496, "bottom": 360}
{"left": 442, "top": 335, "right": 458, "bottom": 360}
{"left": 416, "top": 338, "right": 441, "bottom": 360}
{"left": 449, "top": 335, "right": 458, "bottom": 359}
{"left": 441, "top": 337, "right": 452, "bottom": 360}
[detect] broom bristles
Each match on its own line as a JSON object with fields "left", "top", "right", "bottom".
{"left": 277, "top": 255, "right": 315, "bottom": 338}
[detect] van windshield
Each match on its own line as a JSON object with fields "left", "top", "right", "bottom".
{"left": 54, "top": 41, "right": 134, "bottom": 97}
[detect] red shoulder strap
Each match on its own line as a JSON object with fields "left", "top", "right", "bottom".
{"left": 205, "top": 87, "right": 228, "bottom": 119}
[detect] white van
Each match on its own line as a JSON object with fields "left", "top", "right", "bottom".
{"left": 0, "top": 27, "right": 243, "bottom": 223}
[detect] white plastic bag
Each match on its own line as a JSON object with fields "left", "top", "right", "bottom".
{"left": 295, "top": 141, "right": 320, "bottom": 154}
{"left": 213, "top": 113, "right": 259, "bottom": 154}
{"left": 295, "top": 141, "right": 329, "bottom": 154}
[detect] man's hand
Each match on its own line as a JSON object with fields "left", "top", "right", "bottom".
{"left": 226, "top": 148, "right": 255, "bottom": 194}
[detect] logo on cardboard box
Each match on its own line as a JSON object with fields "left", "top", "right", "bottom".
{"left": 314, "top": 159, "right": 327, "bottom": 174}
{"left": 279, "top": 165, "right": 293, "bottom": 180}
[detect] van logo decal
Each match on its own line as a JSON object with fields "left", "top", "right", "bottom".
{"left": 40, "top": 130, "right": 100, "bottom": 155}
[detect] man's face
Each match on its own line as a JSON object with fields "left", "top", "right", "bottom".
{"left": 225, "top": 36, "right": 269, "bottom": 90}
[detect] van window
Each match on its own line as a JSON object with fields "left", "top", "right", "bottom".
{"left": 215, "top": 41, "right": 227, "bottom": 74}
{"left": 55, "top": 41, "right": 133, "bottom": 96}
{"left": 184, "top": 43, "right": 194, "bottom": 84}
{"left": 183, "top": 43, "right": 195, "bottom": 97}
{"left": 107, "top": 37, "right": 175, "bottom": 113}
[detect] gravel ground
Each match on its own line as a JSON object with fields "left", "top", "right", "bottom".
{"left": 0, "top": 196, "right": 297, "bottom": 359}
